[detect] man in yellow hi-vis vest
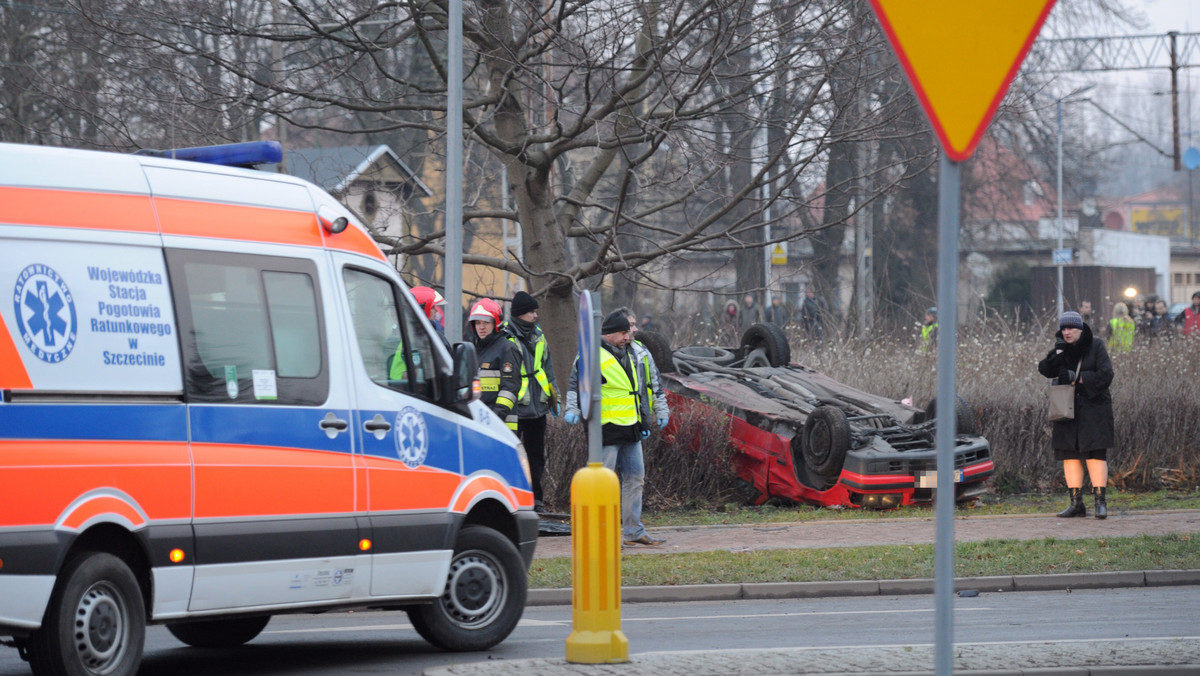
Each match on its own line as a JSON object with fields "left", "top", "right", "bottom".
{"left": 502, "top": 291, "right": 559, "bottom": 512}
{"left": 565, "top": 310, "right": 663, "bottom": 547}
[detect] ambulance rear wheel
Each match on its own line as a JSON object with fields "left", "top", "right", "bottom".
{"left": 27, "top": 552, "right": 145, "bottom": 676}
{"left": 407, "top": 526, "right": 527, "bottom": 651}
{"left": 167, "top": 616, "right": 270, "bottom": 648}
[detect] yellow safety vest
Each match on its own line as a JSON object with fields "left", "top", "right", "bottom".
{"left": 509, "top": 331, "right": 554, "bottom": 405}
{"left": 599, "top": 348, "right": 639, "bottom": 427}
{"left": 921, "top": 323, "right": 937, "bottom": 352}
{"left": 1108, "top": 317, "right": 1134, "bottom": 354}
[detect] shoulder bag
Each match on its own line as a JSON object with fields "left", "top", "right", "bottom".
{"left": 1047, "top": 360, "right": 1082, "bottom": 422}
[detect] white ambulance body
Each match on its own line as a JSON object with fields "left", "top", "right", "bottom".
{"left": 0, "top": 142, "right": 538, "bottom": 676}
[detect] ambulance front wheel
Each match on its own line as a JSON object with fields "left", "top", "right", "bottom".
{"left": 27, "top": 552, "right": 146, "bottom": 676}
{"left": 407, "top": 525, "right": 527, "bottom": 651}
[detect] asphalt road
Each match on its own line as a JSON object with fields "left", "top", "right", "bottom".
{"left": 2, "top": 586, "right": 1197, "bottom": 676}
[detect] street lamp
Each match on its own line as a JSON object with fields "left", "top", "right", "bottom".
{"left": 1053, "top": 84, "right": 1095, "bottom": 319}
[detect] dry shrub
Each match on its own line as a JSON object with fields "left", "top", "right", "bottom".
{"left": 539, "top": 404, "right": 742, "bottom": 513}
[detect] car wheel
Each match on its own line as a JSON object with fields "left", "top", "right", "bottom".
{"left": 637, "top": 330, "right": 675, "bottom": 374}
{"left": 407, "top": 526, "right": 527, "bottom": 652}
{"left": 740, "top": 323, "right": 790, "bottom": 367}
{"left": 27, "top": 552, "right": 146, "bottom": 676}
{"left": 167, "top": 616, "right": 271, "bottom": 648}
{"left": 802, "top": 405, "right": 851, "bottom": 478}
{"left": 922, "top": 396, "right": 978, "bottom": 436}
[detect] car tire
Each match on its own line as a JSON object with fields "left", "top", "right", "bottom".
{"left": 407, "top": 525, "right": 527, "bottom": 652}
{"left": 922, "top": 396, "right": 978, "bottom": 436}
{"left": 167, "top": 616, "right": 271, "bottom": 648}
{"left": 27, "top": 552, "right": 146, "bottom": 676}
{"left": 740, "top": 323, "right": 790, "bottom": 367}
{"left": 637, "top": 330, "right": 675, "bottom": 374}
{"left": 802, "top": 405, "right": 851, "bottom": 478}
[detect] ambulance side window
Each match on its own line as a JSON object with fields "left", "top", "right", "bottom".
{"left": 167, "top": 249, "right": 329, "bottom": 405}
{"left": 343, "top": 268, "right": 438, "bottom": 400}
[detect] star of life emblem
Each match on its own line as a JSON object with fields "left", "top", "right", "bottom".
{"left": 14, "top": 264, "right": 78, "bottom": 363}
{"left": 394, "top": 406, "right": 429, "bottom": 469}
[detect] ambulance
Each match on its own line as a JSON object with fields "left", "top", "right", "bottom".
{"left": 0, "top": 141, "right": 538, "bottom": 676}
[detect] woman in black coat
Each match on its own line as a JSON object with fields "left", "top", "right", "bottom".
{"left": 1037, "top": 311, "right": 1115, "bottom": 519}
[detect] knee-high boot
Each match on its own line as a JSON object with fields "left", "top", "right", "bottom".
{"left": 1057, "top": 487, "right": 1086, "bottom": 518}
{"left": 1093, "top": 486, "right": 1107, "bottom": 520}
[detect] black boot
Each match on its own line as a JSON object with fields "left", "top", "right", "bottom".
{"left": 1093, "top": 486, "right": 1107, "bottom": 520}
{"left": 1057, "top": 487, "right": 1086, "bottom": 518}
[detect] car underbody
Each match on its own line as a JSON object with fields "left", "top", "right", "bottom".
{"left": 640, "top": 324, "right": 994, "bottom": 509}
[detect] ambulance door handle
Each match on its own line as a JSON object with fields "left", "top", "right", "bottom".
{"left": 320, "top": 411, "right": 349, "bottom": 439}
{"left": 364, "top": 414, "right": 392, "bottom": 441}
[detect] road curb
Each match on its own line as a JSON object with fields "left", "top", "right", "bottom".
{"left": 526, "top": 569, "right": 1200, "bottom": 606}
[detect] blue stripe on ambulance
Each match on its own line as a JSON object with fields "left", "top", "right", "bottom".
{"left": 461, "top": 426, "right": 531, "bottom": 492}
{"left": 355, "top": 409, "right": 461, "bottom": 473}
{"left": 0, "top": 403, "right": 186, "bottom": 441}
{"left": 188, "top": 405, "right": 352, "bottom": 453}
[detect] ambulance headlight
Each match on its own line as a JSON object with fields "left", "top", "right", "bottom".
{"left": 515, "top": 441, "right": 531, "bottom": 486}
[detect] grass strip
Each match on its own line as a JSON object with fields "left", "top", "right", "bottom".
{"left": 644, "top": 490, "right": 1200, "bottom": 527}
{"left": 526, "top": 533, "right": 1198, "bottom": 588}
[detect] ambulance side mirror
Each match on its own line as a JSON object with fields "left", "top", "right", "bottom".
{"left": 445, "top": 342, "right": 479, "bottom": 405}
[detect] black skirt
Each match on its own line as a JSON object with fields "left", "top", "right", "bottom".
{"left": 1054, "top": 447, "right": 1107, "bottom": 462}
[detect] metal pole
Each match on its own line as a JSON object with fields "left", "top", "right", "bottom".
{"left": 1171, "top": 32, "right": 1181, "bottom": 171}
{"left": 1056, "top": 97, "right": 1064, "bottom": 320}
{"left": 933, "top": 152, "right": 960, "bottom": 676}
{"left": 444, "top": 0, "right": 464, "bottom": 342}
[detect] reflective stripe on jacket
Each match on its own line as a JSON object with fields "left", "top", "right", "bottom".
{"left": 476, "top": 332, "right": 521, "bottom": 431}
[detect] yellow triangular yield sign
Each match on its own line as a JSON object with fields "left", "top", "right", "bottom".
{"left": 870, "top": 0, "right": 1056, "bottom": 162}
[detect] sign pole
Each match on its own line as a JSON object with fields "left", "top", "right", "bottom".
{"left": 933, "top": 152, "right": 960, "bottom": 676}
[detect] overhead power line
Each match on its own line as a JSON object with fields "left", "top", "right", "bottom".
{"left": 1027, "top": 32, "right": 1200, "bottom": 169}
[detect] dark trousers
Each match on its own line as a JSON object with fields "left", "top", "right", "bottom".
{"left": 517, "top": 415, "right": 548, "bottom": 503}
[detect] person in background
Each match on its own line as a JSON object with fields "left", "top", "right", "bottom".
{"left": 503, "top": 291, "right": 558, "bottom": 512}
{"left": 564, "top": 310, "right": 663, "bottom": 547}
{"left": 1182, "top": 291, "right": 1200, "bottom": 337}
{"left": 1106, "top": 302, "right": 1135, "bottom": 354}
{"left": 800, "top": 287, "right": 825, "bottom": 341}
{"left": 1148, "top": 298, "right": 1175, "bottom": 341}
{"left": 1078, "top": 300, "right": 1093, "bottom": 329}
{"left": 467, "top": 298, "right": 522, "bottom": 432}
{"left": 720, "top": 300, "right": 739, "bottom": 343}
{"left": 640, "top": 314, "right": 655, "bottom": 333}
{"left": 738, "top": 293, "right": 764, "bottom": 330}
{"left": 620, "top": 306, "right": 670, "bottom": 436}
{"left": 921, "top": 307, "right": 938, "bottom": 354}
{"left": 1037, "top": 310, "right": 1114, "bottom": 519}
{"left": 408, "top": 285, "right": 450, "bottom": 349}
{"left": 766, "top": 296, "right": 791, "bottom": 327}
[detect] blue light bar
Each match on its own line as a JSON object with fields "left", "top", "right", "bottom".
{"left": 135, "top": 141, "right": 283, "bottom": 168}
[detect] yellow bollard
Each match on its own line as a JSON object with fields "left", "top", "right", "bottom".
{"left": 564, "top": 461, "right": 629, "bottom": 663}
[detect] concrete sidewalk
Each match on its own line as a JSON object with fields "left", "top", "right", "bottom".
{"left": 427, "top": 639, "right": 1200, "bottom": 675}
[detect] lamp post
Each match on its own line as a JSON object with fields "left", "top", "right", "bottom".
{"left": 1053, "top": 85, "right": 1095, "bottom": 319}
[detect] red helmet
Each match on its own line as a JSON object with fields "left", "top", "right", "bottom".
{"left": 410, "top": 286, "right": 446, "bottom": 321}
{"left": 467, "top": 298, "right": 502, "bottom": 326}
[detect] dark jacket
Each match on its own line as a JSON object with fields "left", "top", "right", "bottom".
{"left": 1037, "top": 324, "right": 1114, "bottom": 452}
{"left": 474, "top": 329, "right": 523, "bottom": 426}
{"left": 502, "top": 317, "right": 558, "bottom": 419}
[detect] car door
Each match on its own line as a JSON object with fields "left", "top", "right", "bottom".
{"left": 166, "top": 245, "right": 362, "bottom": 610}
{"left": 332, "top": 253, "right": 466, "bottom": 598}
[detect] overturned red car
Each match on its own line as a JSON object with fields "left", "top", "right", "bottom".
{"left": 639, "top": 324, "right": 993, "bottom": 509}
